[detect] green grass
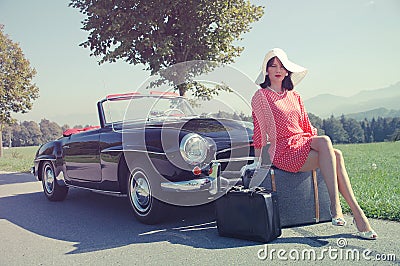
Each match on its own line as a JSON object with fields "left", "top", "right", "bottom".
{"left": 335, "top": 142, "right": 400, "bottom": 221}
{"left": 0, "top": 146, "right": 38, "bottom": 173}
{"left": 1, "top": 143, "right": 399, "bottom": 221}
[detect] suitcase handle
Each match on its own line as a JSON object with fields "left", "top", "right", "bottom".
{"left": 250, "top": 187, "right": 266, "bottom": 193}
{"left": 227, "top": 186, "right": 269, "bottom": 195}
{"left": 228, "top": 185, "right": 245, "bottom": 192}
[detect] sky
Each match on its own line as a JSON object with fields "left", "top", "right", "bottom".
{"left": 0, "top": 0, "right": 399, "bottom": 126}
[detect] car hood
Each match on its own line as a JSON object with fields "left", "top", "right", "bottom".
{"left": 119, "top": 117, "right": 253, "bottom": 153}
{"left": 156, "top": 117, "right": 253, "bottom": 149}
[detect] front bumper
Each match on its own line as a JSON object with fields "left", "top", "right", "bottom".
{"left": 159, "top": 156, "right": 257, "bottom": 193}
{"left": 160, "top": 162, "right": 220, "bottom": 194}
{"left": 160, "top": 177, "right": 216, "bottom": 192}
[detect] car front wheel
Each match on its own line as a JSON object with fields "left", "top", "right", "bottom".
{"left": 127, "top": 169, "right": 166, "bottom": 224}
{"left": 41, "top": 161, "right": 68, "bottom": 201}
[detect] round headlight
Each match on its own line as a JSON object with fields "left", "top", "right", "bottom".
{"left": 180, "top": 133, "right": 208, "bottom": 165}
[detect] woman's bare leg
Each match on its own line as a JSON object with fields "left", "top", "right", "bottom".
{"left": 334, "top": 149, "right": 373, "bottom": 232}
{"left": 300, "top": 136, "right": 343, "bottom": 219}
{"left": 300, "top": 136, "right": 373, "bottom": 232}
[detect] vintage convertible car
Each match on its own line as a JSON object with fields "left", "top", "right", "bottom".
{"left": 32, "top": 91, "right": 254, "bottom": 224}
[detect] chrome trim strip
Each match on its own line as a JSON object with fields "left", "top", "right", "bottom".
{"left": 100, "top": 149, "right": 166, "bottom": 155}
{"left": 34, "top": 158, "right": 56, "bottom": 162}
{"left": 212, "top": 156, "right": 255, "bottom": 163}
{"left": 66, "top": 184, "right": 127, "bottom": 197}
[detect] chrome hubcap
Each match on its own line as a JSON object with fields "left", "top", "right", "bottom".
{"left": 44, "top": 165, "right": 54, "bottom": 194}
{"left": 130, "top": 171, "right": 151, "bottom": 213}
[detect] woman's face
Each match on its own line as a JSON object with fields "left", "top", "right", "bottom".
{"left": 267, "top": 57, "right": 288, "bottom": 84}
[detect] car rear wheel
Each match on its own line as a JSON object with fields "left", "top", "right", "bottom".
{"left": 41, "top": 161, "right": 68, "bottom": 201}
{"left": 127, "top": 169, "right": 166, "bottom": 224}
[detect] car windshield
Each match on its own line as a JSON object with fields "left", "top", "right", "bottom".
{"left": 102, "top": 94, "right": 197, "bottom": 125}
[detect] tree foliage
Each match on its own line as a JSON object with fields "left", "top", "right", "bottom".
{"left": 323, "top": 115, "right": 348, "bottom": 144}
{"left": 308, "top": 113, "right": 325, "bottom": 135}
{"left": 69, "top": 0, "right": 264, "bottom": 95}
{"left": 390, "top": 129, "right": 400, "bottom": 141}
{"left": 341, "top": 115, "right": 365, "bottom": 143}
{"left": 0, "top": 25, "right": 39, "bottom": 156}
{"left": 320, "top": 115, "right": 399, "bottom": 143}
{"left": 39, "top": 119, "right": 62, "bottom": 144}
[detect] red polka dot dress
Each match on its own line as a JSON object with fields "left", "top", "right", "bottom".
{"left": 251, "top": 88, "right": 317, "bottom": 173}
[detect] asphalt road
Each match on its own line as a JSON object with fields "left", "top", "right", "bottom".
{"left": 0, "top": 172, "right": 399, "bottom": 265}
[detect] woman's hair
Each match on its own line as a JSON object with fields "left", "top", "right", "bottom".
{"left": 259, "top": 56, "right": 294, "bottom": 90}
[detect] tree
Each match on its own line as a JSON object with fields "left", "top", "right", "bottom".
{"left": 308, "top": 113, "right": 324, "bottom": 135}
{"left": 323, "top": 115, "right": 348, "bottom": 144}
{"left": 0, "top": 25, "right": 39, "bottom": 156}
{"left": 390, "top": 128, "right": 400, "bottom": 141}
{"left": 341, "top": 116, "right": 365, "bottom": 143}
{"left": 1, "top": 123, "right": 12, "bottom": 148}
{"left": 39, "top": 119, "right": 62, "bottom": 143}
{"left": 361, "top": 118, "right": 373, "bottom": 143}
{"left": 11, "top": 121, "right": 41, "bottom": 147}
{"left": 371, "top": 117, "right": 386, "bottom": 142}
{"left": 21, "top": 121, "right": 42, "bottom": 146}
{"left": 69, "top": 0, "right": 264, "bottom": 96}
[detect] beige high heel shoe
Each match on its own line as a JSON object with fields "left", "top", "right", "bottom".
{"left": 353, "top": 218, "right": 378, "bottom": 240}
{"left": 332, "top": 217, "right": 347, "bottom": 226}
{"left": 330, "top": 209, "right": 347, "bottom": 226}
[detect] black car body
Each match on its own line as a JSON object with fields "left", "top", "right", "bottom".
{"left": 33, "top": 91, "right": 254, "bottom": 224}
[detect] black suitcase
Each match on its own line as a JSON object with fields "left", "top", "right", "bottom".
{"left": 216, "top": 186, "right": 281, "bottom": 243}
{"left": 243, "top": 167, "right": 331, "bottom": 228}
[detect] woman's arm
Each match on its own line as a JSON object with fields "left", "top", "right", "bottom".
{"left": 296, "top": 92, "right": 317, "bottom": 135}
{"left": 252, "top": 90, "right": 275, "bottom": 148}
{"left": 303, "top": 110, "right": 318, "bottom": 135}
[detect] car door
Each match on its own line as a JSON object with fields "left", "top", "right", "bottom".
{"left": 63, "top": 129, "right": 101, "bottom": 181}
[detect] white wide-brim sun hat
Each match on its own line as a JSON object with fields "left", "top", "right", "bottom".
{"left": 255, "top": 48, "right": 308, "bottom": 86}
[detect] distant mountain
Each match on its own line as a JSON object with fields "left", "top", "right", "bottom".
{"left": 304, "top": 82, "right": 400, "bottom": 118}
{"left": 305, "top": 94, "right": 346, "bottom": 116}
{"left": 345, "top": 108, "right": 400, "bottom": 120}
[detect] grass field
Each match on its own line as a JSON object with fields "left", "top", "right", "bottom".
{"left": 0, "top": 146, "right": 38, "bottom": 173}
{"left": 0, "top": 142, "right": 399, "bottom": 221}
{"left": 335, "top": 142, "right": 400, "bottom": 221}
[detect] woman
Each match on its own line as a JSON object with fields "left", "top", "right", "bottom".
{"left": 244, "top": 48, "right": 377, "bottom": 240}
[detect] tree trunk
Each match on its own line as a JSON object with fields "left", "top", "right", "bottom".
{"left": 0, "top": 129, "right": 3, "bottom": 157}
